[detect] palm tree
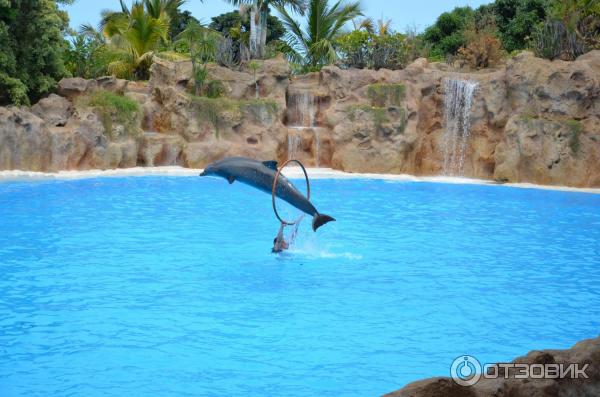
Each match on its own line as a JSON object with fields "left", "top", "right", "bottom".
{"left": 352, "top": 17, "right": 373, "bottom": 33}
{"left": 276, "top": 0, "right": 362, "bottom": 70}
{"left": 101, "top": 1, "right": 169, "bottom": 79}
{"left": 376, "top": 18, "right": 392, "bottom": 36}
{"left": 353, "top": 17, "right": 391, "bottom": 36}
{"left": 144, "top": 0, "right": 187, "bottom": 19}
{"left": 223, "top": 0, "right": 306, "bottom": 59}
{"left": 176, "top": 20, "right": 219, "bottom": 95}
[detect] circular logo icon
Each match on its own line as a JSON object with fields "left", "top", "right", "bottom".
{"left": 450, "top": 355, "right": 482, "bottom": 387}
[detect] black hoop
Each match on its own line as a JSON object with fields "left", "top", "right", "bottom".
{"left": 272, "top": 159, "right": 311, "bottom": 226}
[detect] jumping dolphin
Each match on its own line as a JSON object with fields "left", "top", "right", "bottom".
{"left": 200, "top": 157, "right": 335, "bottom": 231}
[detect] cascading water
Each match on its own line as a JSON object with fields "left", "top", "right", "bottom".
{"left": 287, "top": 92, "right": 317, "bottom": 127}
{"left": 285, "top": 91, "right": 321, "bottom": 166}
{"left": 442, "top": 78, "right": 478, "bottom": 176}
{"left": 287, "top": 131, "right": 302, "bottom": 161}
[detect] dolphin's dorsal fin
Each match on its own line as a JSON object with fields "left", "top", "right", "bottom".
{"left": 262, "top": 160, "right": 278, "bottom": 170}
{"left": 227, "top": 176, "right": 235, "bottom": 184}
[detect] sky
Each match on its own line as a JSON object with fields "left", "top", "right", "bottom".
{"left": 62, "top": 0, "right": 493, "bottom": 33}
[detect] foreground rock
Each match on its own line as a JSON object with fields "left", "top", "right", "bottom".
{"left": 1, "top": 51, "right": 599, "bottom": 187}
{"left": 384, "top": 335, "right": 600, "bottom": 397}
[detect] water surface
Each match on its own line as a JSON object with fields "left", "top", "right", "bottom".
{"left": 1, "top": 176, "right": 599, "bottom": 396}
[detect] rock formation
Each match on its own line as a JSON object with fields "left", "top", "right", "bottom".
{"left": 384, "top": 335, "right": 600, "bottom": 397}
{"left": 0, "top": 51, "right": 599, "bottom": 187}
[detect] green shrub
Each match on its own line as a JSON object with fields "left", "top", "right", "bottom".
{"left": 191, "top": 96, "right": 278, "bottom": 138}
{"left": 489, "top": 0, "right": 548, "bottom": 53}
{"left": 191, "top": 97, "right": 237, "bottom": 138}
{"left": 347, "top": 105, "right": 407, "bottom": 133}
{"left": 367, "top": 84, "right": 406, "bottom": 107}
{"left": 205, "top": 80, "right": 226, "bottom": 98}
{"left": 265, "top": 40, "right": 289, "bottom": 59}
{"left": 0, "top": 0, "right": 69, "bottom": 105}
{"left": 371, "top": 33, "right": 412, "bottom": 70}
{"left": 83, "top": 90, "right": 140, "bottom": 138}
{"left": 336, "top": 30, "right": 371, "bottom": 69}
{"left": 530, "top": 19, "right": 588, "bottom": 60}
{"left": 336, "top": 31, "right": 417, "bottom": 70}
{"left": 243, "top": 99, "right": 278, "bottom": 123}
{"left": 423, "top": 7, "right": 474, "bottom": 58}
{"left": 88, "top": 90, "right": 139, "bottom": 114}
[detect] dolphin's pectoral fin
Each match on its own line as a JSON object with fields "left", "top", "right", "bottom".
{"left": 227, "top": 176, "right": 235, "bottom": 184}
{"left": 262, "top": 160, "right": 278, "bottom": 171}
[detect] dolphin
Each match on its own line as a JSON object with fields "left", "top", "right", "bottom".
{"left": 200, "top": 157, "right": 335, "bottom": 231}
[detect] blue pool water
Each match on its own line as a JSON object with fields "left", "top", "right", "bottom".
{"left": 1, "top": 175, "right": 599, "bottom": 396}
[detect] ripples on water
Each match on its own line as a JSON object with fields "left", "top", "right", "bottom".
{"left": 0, "top": 177, "right": 599, "bottom": 396}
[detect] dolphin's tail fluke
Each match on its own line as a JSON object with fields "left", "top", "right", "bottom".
{"left": 312, "top": 214, "right": 335, "bottom": 232}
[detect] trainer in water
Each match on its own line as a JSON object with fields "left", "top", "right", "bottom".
{"left": 200, "top": 157, "right": 335, "bottom": 232}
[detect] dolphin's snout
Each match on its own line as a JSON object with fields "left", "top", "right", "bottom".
{"left": 199, "top": 170, "right": 207, "bottom": 176}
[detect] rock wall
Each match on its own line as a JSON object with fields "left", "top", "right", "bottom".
{"left": 384, "top": 335, "right": 600, "bottom": 397}
{"left": 0, "top": 91, "right": 139, "bottom": 172}
{"left": 1, "top": 51, "right": 599, "bottom": 187}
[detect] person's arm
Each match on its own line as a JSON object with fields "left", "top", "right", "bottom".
{"left": 273, "top": 223, "right": 286, "bottom": 251}
{"left": 277, "top": 223, "right": 285, "bottom": 240}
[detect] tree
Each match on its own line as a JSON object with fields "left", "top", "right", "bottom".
{"left": 169, "top": 9, "right": 200, "bottom": 40}
{"left": 530, "top": 0, "right": 600, "bottom": 60}
{"left": 101, "top": 1, "right": 170, "bottom": 79}
{"left": 422, "top": 6, "right": 474, "bottom": 58}
{"left": 248, "top": 60, "right": 260, "bottom": 98}
{"left": 209, "top": 10, "right": 285, "bottom": 44}
{"left": 0, "top": 0, "right": 70, "bottom": 105}
{"left": 487, "top": 0, "right": 548, "bottom": 53}
{"left": 276, "top": 0, "right": 362, "bottom": 71}
{"left": 176, "top": 20, "right": 218, "bottom": 95}
{"left": 458, "top": 19, "right": 504, "bottom": 68}
{"left": 550, "top": 0, "right": 600, "bottom": 37}
{"left": 65, "top": 25, "right": 111, "bottom": 79}
{"left": 143, "top": 0, "right": 187, "bottom": 19}
{"left": 353, "top": 17, "right": 392, "bottom": 36}
{"left": 223, "top": 0, "right": 306, "bottom": 59}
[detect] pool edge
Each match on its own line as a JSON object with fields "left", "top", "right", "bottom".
{"left": 1, "top": 166, "right": 599, "bottom": 195}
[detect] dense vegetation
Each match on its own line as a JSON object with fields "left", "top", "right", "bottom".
{"left": 0, "top": 0, "right": 71, "bottom": 105}
{"left": 0, "top": 0, "right": 598, "bottom": 106}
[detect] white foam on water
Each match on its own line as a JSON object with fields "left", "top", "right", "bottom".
{"left": 287, "top": 249, "right": 363, "bottom": 260}
{"left": 1, "top": 166, "right": 599, "bottom": 194}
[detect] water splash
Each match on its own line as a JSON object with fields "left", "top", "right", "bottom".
{"left": 442, "top": 78, "right": 478, "bottom": 176}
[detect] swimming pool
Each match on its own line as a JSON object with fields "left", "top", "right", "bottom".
{"left": 1, "top": 174, "right": 599, "bottom": 396}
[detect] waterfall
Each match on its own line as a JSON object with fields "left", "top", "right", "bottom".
{"left": 287, "top": 92, "right": 317, "bottom": 128}
{"left": 313, "top": 128, "right": 320, "bottom": 168}
{"left": 442, "top": 78, "right": 478, "bottom": 176}
{"left": 287, "top": 130, "right": 302, "bottom": 161}
{"left": 286, "top": 91, "right": 320, "bottom": 165}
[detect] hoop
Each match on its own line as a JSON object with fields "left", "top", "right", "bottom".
{"left": 272, "top": 159, "right": 311, "bottom": 226}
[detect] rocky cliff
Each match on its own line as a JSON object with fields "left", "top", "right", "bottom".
{"left": 1, "top": 51, "right": 599, "bottom": 187}
{"left": 385, "top": 335, "right": 600, "bottom": 397}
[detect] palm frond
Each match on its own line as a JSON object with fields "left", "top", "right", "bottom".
{"left": 221, "top": 0, "right": 254, "bottom": 6}
{"left": 378, "top": 18, "right": 392, "bottom": 36}
{"left": 272, "top": 0, "right": 307, "bottom": 15}
{"left": 274, "top": 3, "right": 308, "bottom": 53}
{"left": 276, "top": 0, "right": 363, "bottom": 70}
{"left": 354, "top": 17, "right": 374, "bottom": 33}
